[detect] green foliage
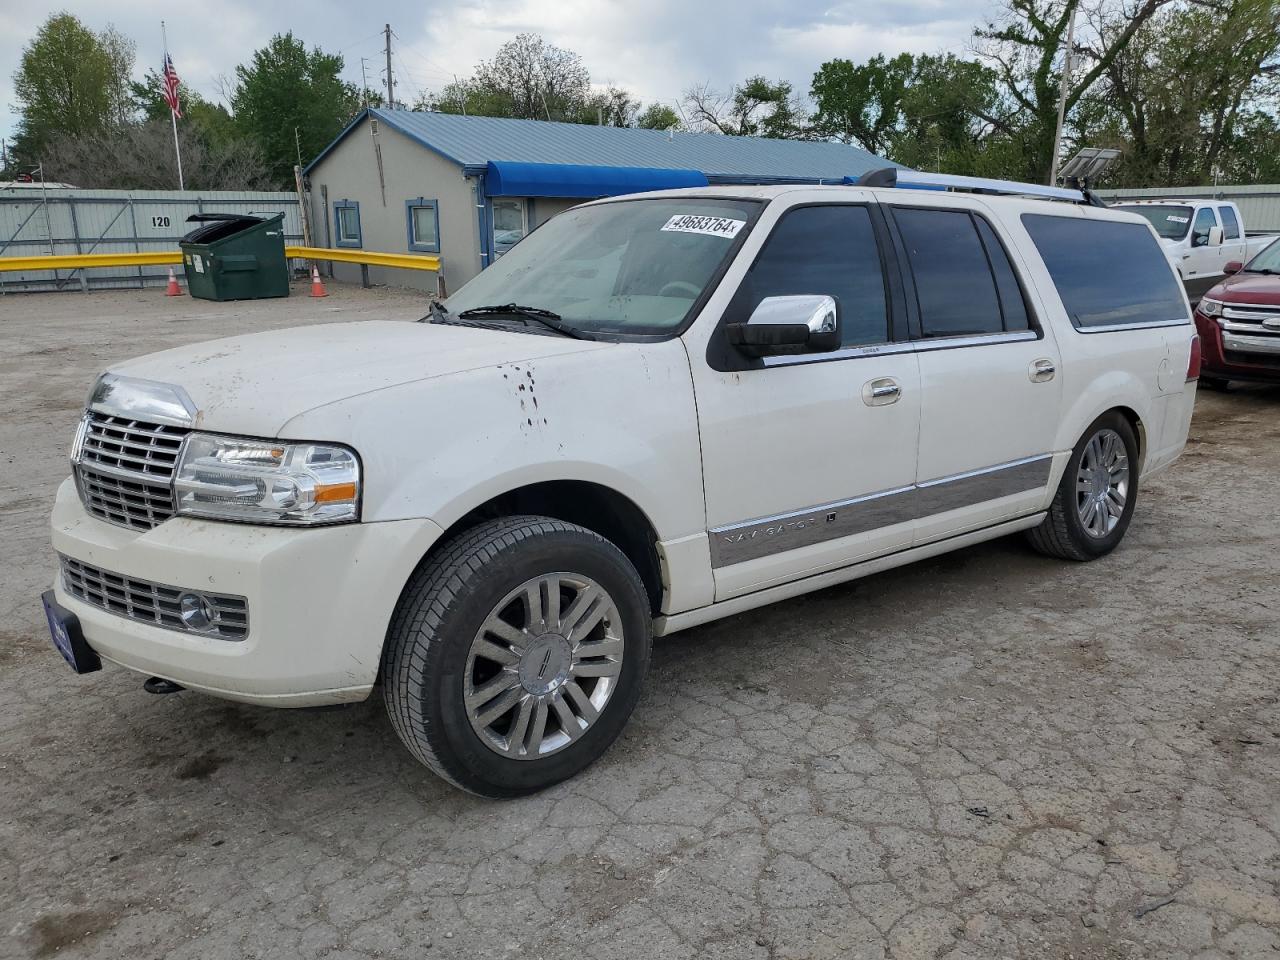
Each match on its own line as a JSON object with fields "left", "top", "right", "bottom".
{"left": 684, "top": 77, "right": 801, "bottom": 138}
{"left": 636, "top": 104, "right": 681, "bottom": 130}
{"left": 10, "top": 13, "right": 134, "bottom": 166}
{"left": 131, "top": 69, "right": 237, "bottom": 146}
{"left": 230, "top": 33, "right": 361, "bottom": 187}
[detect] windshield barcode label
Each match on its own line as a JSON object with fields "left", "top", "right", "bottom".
{"left": 661, "top": 215, "right": 745, "bottom": 239}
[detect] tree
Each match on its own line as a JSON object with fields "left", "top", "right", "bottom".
{"left": 636, "top": 103, "right": 681, "bottom": 130}
{"left": 41, "top": 120, "right": 271, "bottom": 190}
{"left": 231, "top": 33, "right": 361, "bottom": 186}
{"left": 974, "top": 0, "right": 1175, "bottom": 182}
{"left": 683, "top": 77, "right": 803, "bottom": 138}
{"left": 460, "top": 33, "right": 592, "bottom": 120}
{"left": 1081, "top": 0, "right": 1280, "bottom": 186}
{"left": 132, "top": 69, "right": 237, "bottom": 148}
{"left": 810, "top": 54, "right": 913, "bottom": 153}
{"left": 10, "top": 13, "right": 134, "bottom": 166}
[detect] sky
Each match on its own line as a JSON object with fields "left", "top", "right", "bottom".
{"left": 0, "top": 0, "right": 997, "bottom": 146}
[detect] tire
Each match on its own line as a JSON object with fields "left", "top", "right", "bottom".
{"left": 1026, "top": 412, "right": 1140, "bottom": 562}
{"left": 380, "top": 515, "right": 652, "bottom": 798}
{"left": 1200, "top": 376, "right": 1230, "bottom": 391}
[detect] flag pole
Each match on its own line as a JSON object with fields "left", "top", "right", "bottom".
{"left": 162, "top": 20, "right": 184, "bottom": 190}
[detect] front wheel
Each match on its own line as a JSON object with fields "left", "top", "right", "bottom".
{"left": 381, "top": 516, "right": 652, "bottom": 797}
{"left": 1027, "top": 413, "right": 1139, "bottom": 561}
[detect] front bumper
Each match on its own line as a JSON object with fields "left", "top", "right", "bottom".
{"left": 49, "top": 478, "right": 443, "bottom": 706}
{"left": 1195, "top": 312, "right": 1280, "bottom": 382}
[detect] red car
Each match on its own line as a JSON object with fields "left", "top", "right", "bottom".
{"left": 1194, "top": 240, "right": 1280, "bottom": 388}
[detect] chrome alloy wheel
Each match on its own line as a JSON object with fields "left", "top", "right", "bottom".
{"left": 1075, "top": 427, "right": 1129, "bottom": 539}
{"left": 464, "top": 573, "right": 625, "bottom": 760}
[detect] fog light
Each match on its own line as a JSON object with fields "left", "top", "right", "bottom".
{"left": 179, "top": 593, "right": 218, "bottom": 632}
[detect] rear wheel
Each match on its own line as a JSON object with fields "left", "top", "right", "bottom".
{"left": 1027, "top": 413, "right": 1139, "bottom": 561}
{"left": 381, "top": 516, "right": 651, "bottom": 797}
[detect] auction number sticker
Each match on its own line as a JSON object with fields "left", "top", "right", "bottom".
{"left": 1166, "top": 215, "right": 1189, "bottom": 223}
{"left": 661, "top": 214, "right": 745, "bottom": 239}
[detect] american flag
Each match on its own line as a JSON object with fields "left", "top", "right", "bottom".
{"left": 162, "top": 53, "right": 181, "bottom": 118}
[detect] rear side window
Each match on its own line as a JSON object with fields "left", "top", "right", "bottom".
{"left": 1022, "top": 214, "right": 1188, "bottom": 328}
{"left": 1219, "top": 206, "right": 1241, "bottom": 240}
{"left": 893, "top": 207, "right": 1029, "bottom": 337}
{"left": 731, "top": 204, "right": 889, "bottom": 347}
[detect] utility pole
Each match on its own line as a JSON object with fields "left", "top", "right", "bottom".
{"left": 384, "top": 24, "right": 394, "bottom": 110}
{"left": 1048, "top": 2, "right": 1078, "bottom": 186}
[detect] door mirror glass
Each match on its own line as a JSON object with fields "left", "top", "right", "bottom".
{"left": 1208, "top": 225, "right": 1224, "bottom": 247}
{"left": 726, "top": 295, "right": 841, "bottom": 357}
{"left": 1224, "top": 260, "right": 1243, "bottom": 275}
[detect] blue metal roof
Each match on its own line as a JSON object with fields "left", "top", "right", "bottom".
{"left": 305, "top": 108, "right": 897, "bottom": 182}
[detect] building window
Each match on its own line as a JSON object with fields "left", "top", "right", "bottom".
{"left": 334, "top": 200, "right": 361, "bottom": 248}
{"left": 406, "top": 198, "right": 441, "bottom": 253}
{"left": 492, "top": 198, "right": 526, "bottom": 258}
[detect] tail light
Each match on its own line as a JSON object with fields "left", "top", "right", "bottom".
{"left": 1187, "top": 334, "right": 1202, "bottom": 381}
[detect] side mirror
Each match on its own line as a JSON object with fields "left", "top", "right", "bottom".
{"left": 726, "top": 295, "right": 841, "bottom": 357}
{"left": 1224, "top": 260, "right": 1243, "bottom": 275}
{"left": 1209, "top": 225, "right": 1224, "bottom": 247}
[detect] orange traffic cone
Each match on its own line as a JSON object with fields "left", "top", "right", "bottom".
{"left": 309, "top": 265, "right": 328, "bottom": 298}
{"left": 165, "top": 267, "right": 183, "bottom": 297}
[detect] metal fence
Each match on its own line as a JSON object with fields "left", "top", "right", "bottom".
{"left": 0, "top": 188, "right": 304, "bottom": 293}
{"left": 1096, "top": 183, "right": 1280, "bottom": 233}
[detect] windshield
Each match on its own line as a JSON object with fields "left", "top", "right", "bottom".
{"left": 1245, "top": 239, "right": 1280, "bottom": 273}
{"left": 1114, "top": 204, "right": 1194, "bottom": 241}
{"left": 444, "top": 197, "right": 760, "bottom": 337}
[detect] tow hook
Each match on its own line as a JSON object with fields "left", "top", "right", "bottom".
{"left": 143, "top": 676, "right": 185, "bottom": 695}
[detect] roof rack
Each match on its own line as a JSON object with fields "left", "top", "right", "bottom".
{"left": 851, "top": 167, "right": 1105, "bottom": 206}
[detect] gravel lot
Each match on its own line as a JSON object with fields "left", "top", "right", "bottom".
{"left": 1, "top": 285, "right": 1278, "bottom": 960}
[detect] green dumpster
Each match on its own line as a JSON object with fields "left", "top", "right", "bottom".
{"left": 179, "top": 213, "right": 289, "bottom": 301}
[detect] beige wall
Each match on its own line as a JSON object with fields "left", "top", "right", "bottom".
{"left": 306, "top": 117, "right": 592, "bottom": 296}
{"left": 307, "top": 117, "right": 480, "bottom": 295}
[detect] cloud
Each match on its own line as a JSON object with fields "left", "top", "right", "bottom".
{"left": 1, "top": 0, "right": 994, "bottom": 151}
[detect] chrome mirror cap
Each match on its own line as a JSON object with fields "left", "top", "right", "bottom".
{"left": 747, "top": 295, "right": 838, "bottom": 336}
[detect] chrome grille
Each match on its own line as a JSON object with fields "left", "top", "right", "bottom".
{"left": 75, "top": 412, "right": 189, "bottom": 531}
{"left": 60, "top": 555, "right": 249, "bottom": 641}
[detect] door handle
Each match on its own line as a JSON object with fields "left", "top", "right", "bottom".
{"left": 863, "top": 377, "right": 901, "bottom": 406}
{"left": 1029, "top": 358, "right": 1056, "bottom": 383}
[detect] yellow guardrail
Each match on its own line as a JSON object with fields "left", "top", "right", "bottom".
{"left": 0, "top": 247, "right": 440, "bottom": 272}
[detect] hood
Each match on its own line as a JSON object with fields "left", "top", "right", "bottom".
{"left": 108, "top": 320, "right": 608, "bottom": 437}
{"left": 1207, "top": 271, "right": 1280, "bottom": 306}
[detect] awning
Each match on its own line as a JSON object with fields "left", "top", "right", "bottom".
{"left": 485, "top": 161, "right": 709, "bottom": 198}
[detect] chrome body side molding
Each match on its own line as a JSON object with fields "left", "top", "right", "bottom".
{"left": 708, "top": 454, "right": 1053, "bottom": 567}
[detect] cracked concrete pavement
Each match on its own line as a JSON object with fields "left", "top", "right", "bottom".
{"left": 1, "top": 285, "right": 1278, "bottom": 960}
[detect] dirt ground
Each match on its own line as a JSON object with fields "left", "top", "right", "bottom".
{"left": 1, "top": 283, "right": 1277, "bottom": 960}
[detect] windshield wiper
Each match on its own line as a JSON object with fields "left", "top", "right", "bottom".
{"left": 1243, "top": 267, "right": 1276, "bottom": 275}
{"left": 456, "top": 303, "right": 594, "bottom": 340}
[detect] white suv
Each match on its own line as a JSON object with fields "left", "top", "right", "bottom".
{"left": 45, "top": 172, "right": 1200, "bottom": 796}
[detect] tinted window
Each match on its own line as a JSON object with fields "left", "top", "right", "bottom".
{"left": 894, "top": 208, "right": 1003, "bottom": 337}
{"left": 1192, "top": 207, "right": 1217, "bottom": 247}
{"left": 974, "top": 217, "right": 1031, "bottom": 332}
{"left": 1022, "top": 214, "right": 1188, "bottom": 328}
{"left": 1219, "top": 205, "right": 1241, "bottom": 240}
{"left": 731, "top": 205, "right": 888, "bottom": 347}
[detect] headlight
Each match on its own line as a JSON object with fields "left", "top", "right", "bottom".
{"left": 1198, "top": 297, "right": 1225, "bottom": 318}
{"left": 174, "top": 434, "right": 360, "bottom": 525}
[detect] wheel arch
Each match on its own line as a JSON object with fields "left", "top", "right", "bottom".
{"left": 407, "top": 479, "right": 665, "bottom": 617}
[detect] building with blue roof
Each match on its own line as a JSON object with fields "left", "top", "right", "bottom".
{"left": 303, "top": 107, "right": 895, "bottom": 292}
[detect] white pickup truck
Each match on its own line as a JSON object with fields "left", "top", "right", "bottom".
{"left": 45, "top": 171, "right": 1199, "bottom": 797}
{"left": 1111, "top": 199, "right": 1279, "bottom": 302}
